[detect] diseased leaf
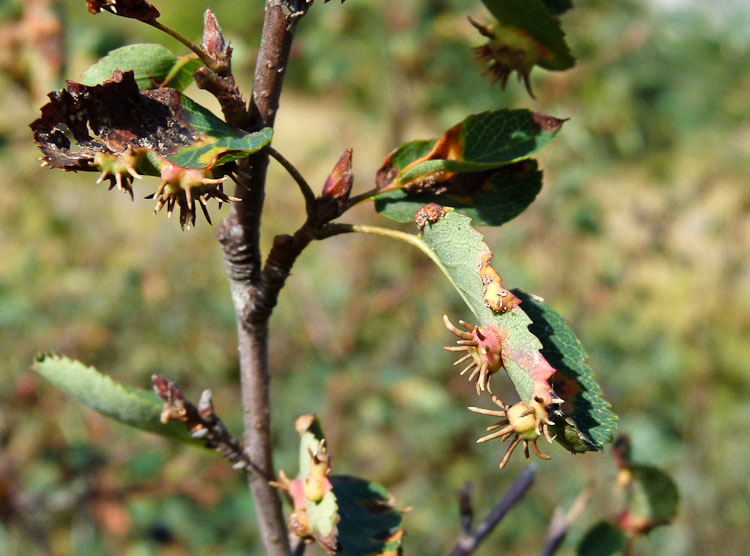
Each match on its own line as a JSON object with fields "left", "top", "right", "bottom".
{"left": 374, "top": 159, "right": 542, "bottom": 226}
{"left": 418, "top": 210, "right": 615, "bottom": 453}
{"left": 480, "top": 0, "right": 575, "bottom": 70}
{"left": 375, "top": 109, "right": 563, "bottom": 194}
{"left": 332, "top": 476, "right": 404, "bottom": 556}
{"left": 87, "top": 0, "right": 160, "bottom": 21}
{"left": 31, "top": 354, "right": 196, "bottom": 444}
{"left": 81, "top": 44, "right": 200, "bottom": 91}
{"left": 577, "top": 521, "right": 627, "bottom": 556}
{"left": 30, "top": 70, "right": 272, "bottom": 228}
{"left": 517, "top": 291, "right": 617, "bottom": 452}
{"left": 31, "top": 70, "right": 271, "bottom": 174}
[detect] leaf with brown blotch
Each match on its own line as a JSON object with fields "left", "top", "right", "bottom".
{"left": 30, "top": 70, "right": 271, "bottom": 228}
{"left": 86, "top": 0, "right": 160, "bottom": 22}
{"left": 375, "top": 109, "right": 563, "bottom": 194}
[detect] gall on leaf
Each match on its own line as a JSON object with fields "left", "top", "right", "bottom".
{"left": 86, "top": 0, "right": 160, "bottom": 22}
{"left": 478, "top": 245, "right": 521, "bottom": 314}
{"left": 413, "top": 203, "right": 447, "bottom": 231}
{"left": 30, "top": 70, "right": 272, "bottom": 229}
{"left": 444, "top": 315, "right": 506, "bottom": 395}
{"left": 468, "top": 395, "right": 555, "bottom": 470}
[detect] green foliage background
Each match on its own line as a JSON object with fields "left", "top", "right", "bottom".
{"left": 1, "top": 0, "right": 748, "bottom": 554}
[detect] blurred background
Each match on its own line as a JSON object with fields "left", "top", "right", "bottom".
{"left": 1, "top": 0, "right": 748, "bottom": 554}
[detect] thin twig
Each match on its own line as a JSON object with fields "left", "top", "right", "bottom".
{"left": 292, "top": 538, "right": 308, "bottom": 556}
{"left": 267, "top": 146, "right": 316, "bottom": 214}
{"left": 449, "top": 465, "right": 537, "bottom": 556}
{"left": 345, "top": 187, "right": 379, "bottom": 208}
{"left": 456, "top": 482, "right": 475, "bottom": 536}
{"left": 151, "top": 375, "right": 270, "bottom": 480}
{"left": 147, "top": 20, "right": 223, "bottom": 73}
{"left": 539, "top": 483, "right": 593, "bottom": 556}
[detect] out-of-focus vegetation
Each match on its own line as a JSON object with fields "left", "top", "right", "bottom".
{"left": 1, "top": 0, "right": 748, "bottom": 554}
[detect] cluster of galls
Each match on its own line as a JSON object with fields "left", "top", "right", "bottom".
{"left": 468, "top": 17, "right": 543, "bottom": 98}
{"left": 444, "top": 314, "right": 562, "bottom": 469}
{"left": 85, "top": 149, "right": 236, "bottom": 230}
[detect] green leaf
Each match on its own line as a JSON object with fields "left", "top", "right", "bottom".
{"left": 481, "top": 0, "right": 575, "bottom": 70}
{"left": 308, "top": 491, "right": 340, "bottom": 541}
{"left": 417, "top": 211, "right": 614, "bottom": 453}
{"left": 163, "top": 96, "right": 273, "bottom": 169}
{"left": 516, "top": 291, "right": 617, "bottom": 452}
{"left": 375, "top": 109, "right": 564, "bottom": 193}
{"left": 31, "top": 354, "right": 196, "bottom": 444}
{"left": 541, "top": 0, "right": 573, "bottom": 16}
{"left": 577, "top": 521, "right": 627, "bottom": 556}
{"left": 374, "top": 159, "right": 542, "bottom": 226}
{"left": 627, "top": 464, "right": 679, "bottom": 526}
{"left": 81, "top": 44, "right": 201, "bottom": 91}
{"left": 332, "top": 476, "right": 404, "bottom": 556}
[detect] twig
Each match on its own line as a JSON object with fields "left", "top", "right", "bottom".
{"left": 456, "top": 482, "right": 475, "bottom": 536}
{"left": 292, "top": 538, "right": 308, "bottom": 556}
{"left": 538, "top": 483, "right": 592, "bottom": 556}
{"left": 151, "top": 375, "right": 269, "bottom": 479}
{"left": 267, "top": 146, "right": 316, "bottom": 213}
{"left": 449, "top": 465, "right": 537, "bottom": 556}
{"left": 146, "top": 20, "right": 225, "bottom": 73}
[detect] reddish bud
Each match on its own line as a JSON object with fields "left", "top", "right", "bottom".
{"left": 316, "top": 148, "right": 353, "bottom": 222}
{"left": 202, "top": 9, "right": 231, "bottom": 63}
{"left": 321, "top": 148, "right": 353, "bottom": 202}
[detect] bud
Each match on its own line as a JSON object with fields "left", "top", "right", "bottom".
{"left": 317, "top": 148, "right": 353, "bottom": 221}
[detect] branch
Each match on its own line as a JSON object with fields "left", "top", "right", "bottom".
{"left": 216, "top": 3, "right": 312, "bottom": 556}
{"left": 151, "top": 375, "right": 269, "bottom": 479}
{"left": 538, "top": 484, "right": 592, "bottom": 556}
{"left": 267, "top": 146, "right": 316, "bottom": 213}
{"left": 449, "top": 465, "right": 537, "bottom": 556}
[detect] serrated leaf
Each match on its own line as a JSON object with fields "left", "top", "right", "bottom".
{"left": 31, "top": 354, "right": 196, "bottom": 444}
{"left": 31, "top": 70, "right": 272, "bottom": 175}
{"left": 418, "top": 211, "right": 614, "bottom": 453}
{"left": 627, "top": 464, "right": 679, "bottom": 526}
{"left": 481, "top": 0, "right": 575, "bottom": 70}
{"left": 332, "top": 475, "right": 404, "bottom": 556}
{"left": 516, "top": 291, "right": 617, "bottom": 452}
{"left": 81, "top": 44, "right": 201, "bottom": 91}
{"left": 374, "top": 159, "right": 542, "bottom": 226}
{"left": 375, "top": 109, "right": 564, "bottom": 193}
{"left": 577, "top": 521, "right": 627, "bottom": 556}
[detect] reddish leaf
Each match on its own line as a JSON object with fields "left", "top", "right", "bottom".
{"left": 86, "top": 0, "right": 160, "bottom": 21}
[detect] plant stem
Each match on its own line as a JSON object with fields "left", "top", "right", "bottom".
{"left": 321, "top": 222, "right": 443, "bottom": 267}
{"left": 267, "top": 146, "right": 316, "bottom": 213}
{"left": 147, "top": 20, "right": 221, "bottom": 72}
{"left": 218, "top": 2, "right": 312, "bottom": 556}
{"left": 448, "top": 465, "right": 537, "bottom": 556}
